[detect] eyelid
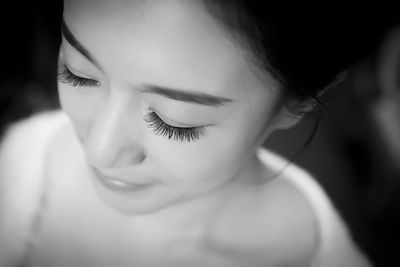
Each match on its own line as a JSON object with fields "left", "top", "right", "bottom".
{"left": 60, "top": 59, "right": 98, "bottom": 80}
{"left": 58, "top": 44, "right": 101, "bottom": 79}
{"left": 150, "top": 108, "right": 212, "bottom": 128}
{"left": 65, "top": 64, "right": 94, "bottom": 79}
{"left": 151, "top": 109, "right": 197, "bottom": 128}
{"left": 58, "top": 62, "right": 101, "bottom": 87}
{"left": 144, "top": 111, "right": 206, "bottom": 142}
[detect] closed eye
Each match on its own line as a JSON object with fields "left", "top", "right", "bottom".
{"left": 57, "top": 63, "right": 100, "bottom": 87}
{"left": 144, "top": 111, "right": 206, "bottom": 142}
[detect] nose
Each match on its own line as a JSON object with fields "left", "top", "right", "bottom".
{"left": 84, "top": 93, "right": 146, "bottom": 169}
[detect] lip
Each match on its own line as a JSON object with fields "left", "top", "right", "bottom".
{"left": 91, "top": 167, "right": 156, "bottom": 193}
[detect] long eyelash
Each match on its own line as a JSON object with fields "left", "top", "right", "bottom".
{"left": 57, "top": 64, "right": 100, "bottom": 87}
{"left": 144, "top": 112, "right": 205, "bottom": 142}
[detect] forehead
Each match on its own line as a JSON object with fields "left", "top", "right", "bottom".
{"left": 63, "top": 0, "right": 277, "bottom": 98}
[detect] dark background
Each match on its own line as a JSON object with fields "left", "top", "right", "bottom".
{"left": 0, "top": 1, "right": 399, "bottom": 266}
{"left": 0, "top": 0, "right": 61, "bottom": 135}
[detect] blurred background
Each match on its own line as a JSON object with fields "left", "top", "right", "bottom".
{"left": 0, "top": 1, "right": 399, "bottom": 266}
{"left": 0, "top": 0, "right": 61, "bottom": 137}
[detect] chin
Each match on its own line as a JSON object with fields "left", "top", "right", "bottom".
{"left": 103, "top": 195, "right": 178, "bottom": 216}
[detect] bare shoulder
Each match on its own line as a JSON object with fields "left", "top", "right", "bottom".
{"left": 0, "top": 110, "right": 68, "bottom": 266}
{"left": 204, "top": 153, "right": 319, "bottom": 266}
{"left": 0, "top": 111, "right": 69, "bottom": 193}
{"left": 259, "top": 170, "right": 319, "bottom": 265}
{"left": 0, "top": 110, "right": 68, "bottom": 209}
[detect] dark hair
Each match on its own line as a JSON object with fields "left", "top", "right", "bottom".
{"left": 202, "top": 1, "right": 393, "bottom": 115}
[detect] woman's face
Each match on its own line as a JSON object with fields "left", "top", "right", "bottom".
{"left": 59, "top": 0, "right": 289, "bottom": 215}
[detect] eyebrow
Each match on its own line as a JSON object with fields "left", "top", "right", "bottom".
{"left": 61, "top": 18, "right": 102, "bottom": 69}
{"left": 142, "top": 85, "right": 232, "bottom": 107}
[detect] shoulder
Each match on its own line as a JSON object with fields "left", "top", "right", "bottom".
{"left": 0, "top": 110, "right": 68, "bottom": 266}
{"left": 255, "top": 148, "right": 372, "bottom": 267}
{"left": 0, "top": 110, "right": 68, "bottom": 161}
{"left": 255, "top": 150, "right": 321, "bottom": 266}
{"left": 205, "top": 148, "right": 320, "bottom": 266}
{"left": 0, "top": 110, "right": 68, "bottom": 186}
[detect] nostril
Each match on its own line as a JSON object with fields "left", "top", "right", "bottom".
{"left": 120, "top": 143, "right": 146, "bottom": 166}
{"left": 85, "top": 142, "right": 146, "bottom": 169}
{"left": 137, "top": 153, "right": 146, "bottom": 164}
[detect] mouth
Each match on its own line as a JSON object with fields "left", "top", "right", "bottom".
{"left": 91, "top": 167, "right": 156, "bottom": 193}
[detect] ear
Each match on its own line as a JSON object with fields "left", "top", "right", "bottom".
{"left": 268, "top": 107, "right": 303, "bottom": 132}
{"left": 372, "top": 25, "right": 400, "bottom": 165}
{"left": 377, "top": 25, "right": 400, "bottom": 95}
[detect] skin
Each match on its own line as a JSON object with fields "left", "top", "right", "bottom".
{"left": 59, "top": 0, "right": 298, "bottom": 215}
{"left": 34, "top": 0, "right": 317, "bottom": 265}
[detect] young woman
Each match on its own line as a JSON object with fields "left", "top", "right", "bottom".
{"left": 0, "top": 0, "right": 373, "bottom": 266}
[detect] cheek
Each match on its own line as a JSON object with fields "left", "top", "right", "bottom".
{"left": 58, "top": 84, "right": 100, "bottom": 139}
{"left": 148, "top": 127, "right": 258, "bottom": 184}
